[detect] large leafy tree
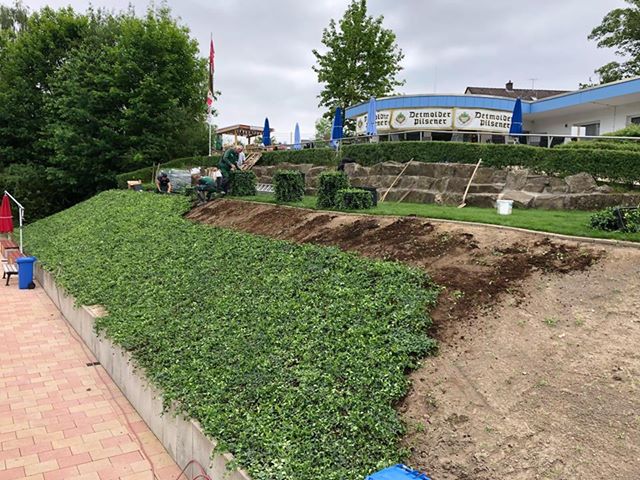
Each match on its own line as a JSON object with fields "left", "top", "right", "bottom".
{"left": 312, "top": 0, "right": 404, "bottom": 118}
{"left": 0, "top": 5, "right": 208, "bottom": 220}
{"left": 590, "top": 0, "right": 640, "bottom": 83}
{"left": 45, "top": 7, "right": 207, "bottom": 198}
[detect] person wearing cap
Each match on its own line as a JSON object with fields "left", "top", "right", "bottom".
{"left": 156, "top": 172, "right": 172, "bottom": 194}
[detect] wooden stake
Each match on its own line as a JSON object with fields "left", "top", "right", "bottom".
{"left": 380, "top": 158, "right": 413, "bottom": 203}
{"left": 458, "top": 158, "right": 482, "bottom": 208}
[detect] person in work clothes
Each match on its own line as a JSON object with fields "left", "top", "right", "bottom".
{"left": 219, "top": 146, "right": 241, "bottom": 193}
{"left": 156, "top": 172, "right": 172, "bottom": 193}
{"left": 193, "top": 174, "right": 217, "bottom": 204}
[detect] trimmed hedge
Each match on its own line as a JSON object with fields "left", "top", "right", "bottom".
{"left": 259, "top": 148, "right": 338, "bottom": 166}
{"left": 273, "top": 170, "right": 305, "bottom": 202}
{"left": 25, "top": 191, "right": 437, "bottom": 480}
{"left": 251, "top": 141, "right": 640, "bottom": 185}
{"left": 229, "top": 170, "right": 257, "bottom": 196}
{"left": 336, "top": 188, "right": 374, "bottom": 210}
{"left": 557, "top": 141, "right": 640, "bottom": 152}
{"left": 116, "top": 155, "right": 220, "bottom": 188}
{"left": 317, "top": 171, "right": 350, "bottom": 209}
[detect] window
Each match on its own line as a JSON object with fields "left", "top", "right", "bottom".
{"left": 629, "top": 116, "right": 640, "bottom": 125}
{"left": 578, "top": 122, "right": 600, "bottom": 136}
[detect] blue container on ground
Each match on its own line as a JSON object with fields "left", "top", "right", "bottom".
{"left": 366, "top": 464, "right": 431, "bottom": 480}
{"left": 16, "top": 256, "right": 36, "bottom": 290}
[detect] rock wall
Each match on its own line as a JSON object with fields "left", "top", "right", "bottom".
{"left": 252, "top": 161, "right": 640, "bottom": 210}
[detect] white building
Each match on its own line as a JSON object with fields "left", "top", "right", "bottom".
{"left": 346, "top": 78, "right": 640, "bottom": 145}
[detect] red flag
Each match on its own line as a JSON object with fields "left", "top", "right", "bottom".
{"left": 207, "top": 37, "right": 215, "bottom": 110}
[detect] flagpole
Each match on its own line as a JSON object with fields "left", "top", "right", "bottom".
{"left": 208, "top": 122, "right": 212, "bottom": 156}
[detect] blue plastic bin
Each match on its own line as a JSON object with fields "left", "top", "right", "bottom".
{"left": 16, "top": 256, "right": 36, "bottom": 290}
{"left": 366, "top": 464, "right": 431, "bottom": 480}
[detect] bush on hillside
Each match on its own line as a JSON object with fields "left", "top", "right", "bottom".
{"left": 317, "top": 171, "right": 350, "bottom": 208}
{"left": 25, "top": 190, "right": 438, "bottom": 480}
{"left": 590, "top": 206, "right": 640, "bottom": 233}
{"left": 229, "top": 170, "right": 257, "bottom": 196}
{"left": 273, "top": 170, "right": 305, "bottom": 202}
{"left": 335, "top": 188, "right": 374, "bottom": 210}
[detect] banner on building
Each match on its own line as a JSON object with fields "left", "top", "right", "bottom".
{"left": 356, "top": 108, "right": 514, "bottom": 134}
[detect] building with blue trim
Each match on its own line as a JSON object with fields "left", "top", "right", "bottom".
{"left": 346, "top": 78, "right": 640, "bottom": 144}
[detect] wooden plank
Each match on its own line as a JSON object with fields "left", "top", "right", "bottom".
{"left": 380, "top": 159, "right": 413, "bottom": 203}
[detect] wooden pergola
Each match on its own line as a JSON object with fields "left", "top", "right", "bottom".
{"left": 217, "top": 124, "right": 274, "bottom": 147}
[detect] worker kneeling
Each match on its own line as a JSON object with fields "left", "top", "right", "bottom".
{"left": 192, "top": 171, "right": 221, "bottom": 204}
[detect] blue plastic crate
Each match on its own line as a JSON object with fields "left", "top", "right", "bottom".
{"left": 366, "top": 464, "right": 432, "bottom": 480}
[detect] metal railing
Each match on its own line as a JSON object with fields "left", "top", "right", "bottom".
{"left": 3, "top": 190, "right": 24, "bottom": 253}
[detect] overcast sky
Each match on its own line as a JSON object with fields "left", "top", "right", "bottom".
{"left": 20, "top": 0, "right": 629, "bottom": 140}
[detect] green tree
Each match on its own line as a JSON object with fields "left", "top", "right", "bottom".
{"left": 0, "top": 7, "right": 88, "bottom": 168}
{"left": 44, "top": 6, "right": 207, "bottom": 198}
{"left": 314, "top": 117, "right": 332, "bottom": 140}
{"left": 0, "top": 5, "right": 209, "bottom": 220}
{"left": 590, "top": 0, "right": 640, "bottom": 83}
{"left": 312, "top": 0, "right": 404, "bottom": 118}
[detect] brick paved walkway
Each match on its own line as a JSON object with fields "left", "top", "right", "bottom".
{"left": 0, "top": 284, "right": 183, "bottom": 480}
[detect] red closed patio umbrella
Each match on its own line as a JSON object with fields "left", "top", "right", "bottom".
{"left": 0, "top": 193, "right": 13, "bottom": 234}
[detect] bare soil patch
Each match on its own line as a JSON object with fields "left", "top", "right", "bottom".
{"left": 187, "top": 199, "right": 640, "bottom": 479}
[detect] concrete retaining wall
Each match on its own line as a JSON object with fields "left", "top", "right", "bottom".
{"left": 35, "top": 265, "right": 252, "bottom": 480}
{"left": 252, "top": 162, "right": 640, "bottom": 210}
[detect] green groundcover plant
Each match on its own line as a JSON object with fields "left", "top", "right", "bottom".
{"left": 25, "top": 191, "right": 438, "bottom": 480}
{"left": 590, "top": 206, "right": 640, "bottom": 233}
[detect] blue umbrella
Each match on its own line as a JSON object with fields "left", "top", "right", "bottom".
{"left": 366, "top": 97, "right": 377, "bottom": 136}
{"left": 293, "top": 123, "right": 301, "bottom": 150}
{"left": 263, "top": 117, "right": 271, "bottom": 146}
{"left": 509, "top": 98, "right": 523, "bottom": 136}
{"left": 330, "top": 107, "right": 343, "bottom": 148}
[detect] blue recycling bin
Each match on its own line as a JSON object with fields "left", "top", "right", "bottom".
{"left": 366, "top": 465, "right": 431, "bottom": 480}
{"left": 16, "top": 256, "right": 36, "bottom": 290}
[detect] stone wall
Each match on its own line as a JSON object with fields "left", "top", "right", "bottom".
{"left": 252, "top": 161, "right": 640, "bottom": 210}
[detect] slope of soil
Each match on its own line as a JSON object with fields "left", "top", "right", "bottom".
{"left": 187, "top": 199, "right": 640, "bottom": 480}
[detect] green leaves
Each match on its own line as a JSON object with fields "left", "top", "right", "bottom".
{"left": 312, "top": 0, "right": 404, "bottom": 118}
{"left": 317, "top": 171, "right": 350, "bottom": 209}
{"left": 26, "top": 190, "right": 437, "bottom": 480}
{"left": 273, "top": 170, "right": 305, "bottom": 203}
{"left": 335, "top": 188, "right": 374, "bottom": 210}
{"left": 0, "top": 5, "right": 208, "bottom": 221}
{"left": 229, "top": 170, "right": 257, "bottom": 196}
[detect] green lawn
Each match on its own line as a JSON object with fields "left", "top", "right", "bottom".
{"left": 236, "top": 194, "right": 640, "bottom": 242}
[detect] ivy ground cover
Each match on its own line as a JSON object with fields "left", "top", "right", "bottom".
{"left": 25, "top": 191, "right": 438, "bottom": 480}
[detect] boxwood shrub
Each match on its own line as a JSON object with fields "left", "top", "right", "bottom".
{"left": 336, "top": 188, "right": 374, "bottom": 210}
{"left": 229, "top": 170, "right": 257, "bottom": 196}
{"left": 317, "top": 171, "right": 350, "bottom": 209}
{"left": 273, "top": 170, "right": 305, "bottom": 202}
{"left": 25, "top": 191, "right": 438, "bottom": 480}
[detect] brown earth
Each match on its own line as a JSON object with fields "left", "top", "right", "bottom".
{"left": 187, "top": 199, "right": 640, "bottom": 480}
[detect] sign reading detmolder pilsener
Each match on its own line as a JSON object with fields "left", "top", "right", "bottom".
{"left": 356, "top": 107, "right": 513, "bottom": 134}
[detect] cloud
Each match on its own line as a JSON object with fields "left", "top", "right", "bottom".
{"left": 20, "top": 0, "right": 630, "bottom": 139}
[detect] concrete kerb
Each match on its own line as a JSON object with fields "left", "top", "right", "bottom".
{"left": 34, "top": 264, "right": 252, "bottom": 480}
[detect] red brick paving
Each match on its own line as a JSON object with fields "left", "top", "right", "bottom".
{"left": 0, "top": 284, "right": 182, "bottom": 480}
